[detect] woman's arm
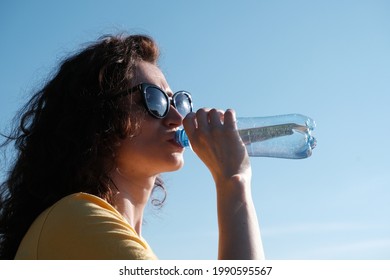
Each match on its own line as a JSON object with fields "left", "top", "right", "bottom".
{"left": 183, "top": 108, "right": 264, "bottom": 260}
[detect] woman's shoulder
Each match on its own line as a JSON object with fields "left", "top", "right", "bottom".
{"left": 15, "top": 192, "right": 157, "bottom": 259}
{"left": 42, "top": 192, "right": 138, "bottom": 238}
{"left": 52, "top": 192, "right": 119, "bottom": 216}
{"left": 48, "top": 192, "right": 134, "bottom": 231}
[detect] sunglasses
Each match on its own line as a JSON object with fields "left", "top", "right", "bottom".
{"left": 112, "top": 83, "right": 193, "bottom": 119}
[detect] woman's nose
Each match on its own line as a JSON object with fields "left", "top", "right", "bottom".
{"left": 163, "top": 104, "right": 184, "bottom": 127}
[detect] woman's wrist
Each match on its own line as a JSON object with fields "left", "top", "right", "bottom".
{"left": 215, "top": 173, "right": 252, "bottom": 199}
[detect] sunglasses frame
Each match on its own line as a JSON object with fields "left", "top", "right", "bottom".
{"left": 111, "top": 83, "right": 193, "bottom": 119}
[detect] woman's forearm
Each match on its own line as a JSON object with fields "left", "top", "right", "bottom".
{"left": 216, "top": 175, "right": 264, "bottom": 260}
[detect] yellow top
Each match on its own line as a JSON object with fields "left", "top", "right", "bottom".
{"left": 15, "top": 193, "right": 157, "bottom": 260}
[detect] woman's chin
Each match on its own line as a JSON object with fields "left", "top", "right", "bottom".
{"left": 165, "top": 153, "right": 185, "bottom": 172}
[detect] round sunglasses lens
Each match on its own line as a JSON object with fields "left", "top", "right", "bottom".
{"left": 145, "top": 87, "right": 168, "bottom": 117}
{"left": 174, "top": 92, "right": 192, "bottom": 117}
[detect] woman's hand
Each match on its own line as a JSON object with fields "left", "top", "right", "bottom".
{"left": 182, "top": 108, "right": 251, "bottom": 186}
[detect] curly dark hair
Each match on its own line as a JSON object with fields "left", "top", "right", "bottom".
{"left": 0, "top": 34, "right": 164, "bottom": 259}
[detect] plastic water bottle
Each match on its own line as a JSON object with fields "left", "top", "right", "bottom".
{"left": 175, "top": 113, "right": 317, "bottom": 159}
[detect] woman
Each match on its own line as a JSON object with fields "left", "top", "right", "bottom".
{"left": 0, "top": 34, "right": 264, "bottom": 259}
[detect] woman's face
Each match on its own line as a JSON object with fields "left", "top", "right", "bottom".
{"left": 114, "top": 61, "right": 186, "bottom": 178}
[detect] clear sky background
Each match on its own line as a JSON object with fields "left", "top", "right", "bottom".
{"left": 1, "top": 0, "right": 389, "bottom": 260}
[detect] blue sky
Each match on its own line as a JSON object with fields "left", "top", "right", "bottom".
{"left": 1, "top": 0, "right": 389, "bottom": 259}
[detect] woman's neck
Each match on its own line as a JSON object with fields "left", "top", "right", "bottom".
{"left": 109, "top": 168, "right": 156, "bottom": 237}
